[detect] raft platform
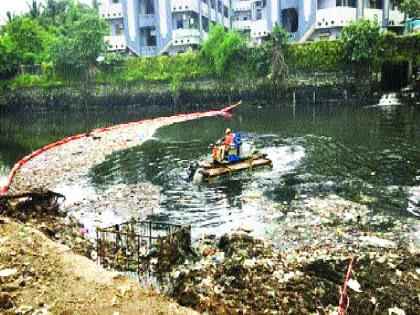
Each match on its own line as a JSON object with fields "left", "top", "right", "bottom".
{"left": 201, "top": 155, "right": 272, "bottom": 178}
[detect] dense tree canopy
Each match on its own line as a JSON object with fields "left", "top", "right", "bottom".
{"left": 0, "top": 0, "right": 107, "bottom": 78}
{"left": 400, "top": 0, "right": 420, "bottom": 18}
{"left": 339, "top": 19, "right": 381, "bottom": 70}
{"left": 0, "top": 16, "right": 45, "bottom": 65}
{"left": 200, "top": 25, "right": 246, "bottom": 80}
{"left": 48, "top": 4, "right": 108, "bottom": 76}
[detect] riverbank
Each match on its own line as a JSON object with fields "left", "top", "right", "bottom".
{"left": 0, "top": 75, "right": 367, "bottom": 113}
{"left": 0, "top": 216, "right": 198, "bottom": 314}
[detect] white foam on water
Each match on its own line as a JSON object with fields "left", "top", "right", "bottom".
{"left": 54, "top": 181, "right": 97, "bottom": 207}
{"left": 261, "top": 145, "right": 306, "bottom": 176}
{"left": 407, "top": 186, "right": 420, "bottom": 217}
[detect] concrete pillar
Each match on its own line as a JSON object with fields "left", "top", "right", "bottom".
{"left": 356, "top": 0, "right": 365, "bottom": 20}
{"left": 382, "top": 0, "right": 390, "bottom": 28}
{"left": 199, "top": 0, "right": 203, "bottom": 40}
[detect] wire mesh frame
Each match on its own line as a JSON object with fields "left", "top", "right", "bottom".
{"left": 96, "top": 220, "right": 188, "bottom": 277}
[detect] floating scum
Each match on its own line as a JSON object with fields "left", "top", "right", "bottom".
{"left": 0, "top": 102, "right": 241, "bottom": 195}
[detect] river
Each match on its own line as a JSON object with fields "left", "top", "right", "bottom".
{"left": 1, "top": 97, "right": 419, "bottom": 239}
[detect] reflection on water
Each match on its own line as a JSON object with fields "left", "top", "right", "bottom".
{"left": 87, "top": 103, "right": 419, "bottom": 237}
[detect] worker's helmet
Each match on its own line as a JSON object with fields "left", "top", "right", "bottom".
{"left": 225, "top": 128, "right": 231, "bottom": 134}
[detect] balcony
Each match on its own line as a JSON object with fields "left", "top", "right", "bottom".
{"left": 139, "top": 14, "right": 156, "bottom": 28}
{"left": 171, "top": 0, "right": 199, "bottom": 13}
{"left": 389, "top": 10, "right": 405, "bottom": 26}
{"left": 105, "top": 35, "right": 126, "bottom": 51}
{"left": 232, "top": 20, "right": 251, "bottom": 31}
{"left": 172, "top": 29, "right": 201, "bottom": 46}
{"left": 315, "top": 7, "right": 357, "bottom": 29}
{"left": 250, "top": 20, "right": 269, "bottom": 38}
{"left": 140, "top": 46, "right": 158, "bottom": 57}
{"left": 232, "top": 0, "right": 251, "bottom": 12}
{"left": 99, "top": 3, "right": 123, "bottom": 20}
{"left": 364, "top": 8, "right": 382, "bottom": 24}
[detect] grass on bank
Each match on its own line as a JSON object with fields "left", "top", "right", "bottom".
{"left": 4, "top": 32, "right": 420, "bottom": 91}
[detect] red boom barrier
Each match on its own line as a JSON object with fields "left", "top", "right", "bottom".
{"left": 0, "top": 102, "right": 240, "bottom": 195}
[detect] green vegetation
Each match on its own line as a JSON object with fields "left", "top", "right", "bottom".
{"left": 0, "top": 0, "right": 107, "bottom": 80}
{"left": 1, "top": 9, "right": 419, "bottom": 93}
{"left": 400, "top": 0, "right": 420, "bottom": 18}
{"left": 201, "top": 25, "right": 247, "bottom": 81}
{"left": 285, "top": 40, "right": 342, "bottom": 72}
{"left": 339, "top": 19, "right": 381, "bottom": 73}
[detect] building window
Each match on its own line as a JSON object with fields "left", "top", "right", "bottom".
{"left": 202, "top": 16, "right": 209, "bottom": 32}
{"left": 367, "top": 0, "right": 383, "bottom": 9}
{"left": 224, "top": 6, "right": 229, "bottom": 18}
{"left": 282, "top": 8, "right": 298, "bottom": 33}
{"left": 256, "top": 9, "right": 262, "bottom": 20}
{"left": 140, "top": 0, "right": 155, "bottom": 15}
{"left": 115, "top": 22, "right": 124, "bottom": 35}
{"left": 390, "top": 0, "right": 402, "bottom": 10}
{"left": 211, "top": 0, "right": 216, "bottom": 10}
{"left": 112, "top": 0, "right": 120, "bottom": 3}
{"left": 336, "top": 0, "right": 356, "bottom": 7}
{"left": 176, "top": 19, "right": 183, "bottom": 29}
{"left": 218, "top": 1, "right": 222, "bottom": 13}
{"left": 141, "top": 27, "right": 156, "bottom": 46}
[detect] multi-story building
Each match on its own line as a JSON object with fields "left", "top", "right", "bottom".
{"left": 99, "top": 0, "right": 406, "bottom": 56}
{"left": 277, "top": 0, "right": 405, "bottom": 43}
{"left": 230, "top": 0, "right": 405, "bottom": 43}
{"left": 99, "top": 0, "right": 230, "bottom": 56}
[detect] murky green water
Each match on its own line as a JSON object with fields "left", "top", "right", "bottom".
{"left": 87, "top": 101, "right": 419, "bottom": 236}
{"left": 1, "top": 98, "right": 419, "bottom": 237}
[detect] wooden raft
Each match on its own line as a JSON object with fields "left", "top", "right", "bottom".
{"left": 201, "top": 157, "right": 272, "bottom": 178}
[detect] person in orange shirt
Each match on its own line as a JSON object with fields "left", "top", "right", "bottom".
{"left": 224, "top": 128, "right": 234, "bottom": 146}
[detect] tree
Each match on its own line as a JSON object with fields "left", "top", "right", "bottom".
{"left": 200, "top": 25, "right": 246, "bottom": 81}
{"left": 400, "top": 0, "right": 420, "bottom": 19}
{"left": 27, "top": 0, "right": 42, "bottom": 19}
{"left": 6, "top": 11, "right": 13, "bottom": 22}
{"left": 39, "top": 0, "right": 72, "bottom": 27}
{"left": 92, "top": 0, "right": 100, "bottom": 11}
{"left": 0, "top": 35, "right": 19, "bottom": 79}
{"left": 266, "top": 25, "right": 289, "bottom": 89}
{"left": 339, "top": 19, "right": 381, "bottom": 73}
{"left": 48, "top": 4, "right": 108, "bottom": 76}
{"left": 0, "top": 16, "right": 45, "bottom": 65}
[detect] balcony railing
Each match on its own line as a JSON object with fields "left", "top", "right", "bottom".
{"left": 232, "top": 20, "right": 251, "bottom": 30}
{"left": 172, "top": 28, "right": 200, "bottom": 46}
{"left": 364, "top": 8, "right": 383, "bottom": 24}
{"left": 232, "top": 0, "right": 251, "bottom": 12}
{"left": 250, "top": 20, "right": 269, "bottom": 38}
{"left": 171, "top": 0, "right": 199, "bottom": 13}
{"left": 316, "top": 7, "right": 357, "bottom": 29}
{"left": 99, "top": 3, "right": 123, "bottom": 20}
{"left": 105, "top": 35, "right": 126, "bottom": 51}
{"left": 139, "top": 14, "right": 156, "bottom": 28}
{"left": 389, "top": 9, "right": 404, "bottom": 26}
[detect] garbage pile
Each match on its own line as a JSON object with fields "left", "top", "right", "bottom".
{"left": 169, "top": 223, "right": 419, "bottom": 315}
{"left": 0, "top": 190, "right": 94, "bottom": 258}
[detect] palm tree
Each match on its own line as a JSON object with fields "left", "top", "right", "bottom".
{"left": 27, "top": 0, "right": 41, "bottom": 19}
{"left": 6, "top": 11, "right": 13, "bottom": 22}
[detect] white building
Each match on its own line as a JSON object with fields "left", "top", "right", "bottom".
{"left": 99, "top": 0, "right": 406, "bottom": 56}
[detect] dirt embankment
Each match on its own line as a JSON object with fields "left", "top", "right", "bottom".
{"left": 0, "top": 217, "right": 198, "bottom": 314}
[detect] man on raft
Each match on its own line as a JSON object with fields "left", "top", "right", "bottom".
{"left": 213, "top": 128, "right": 242, "bottom": 163}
